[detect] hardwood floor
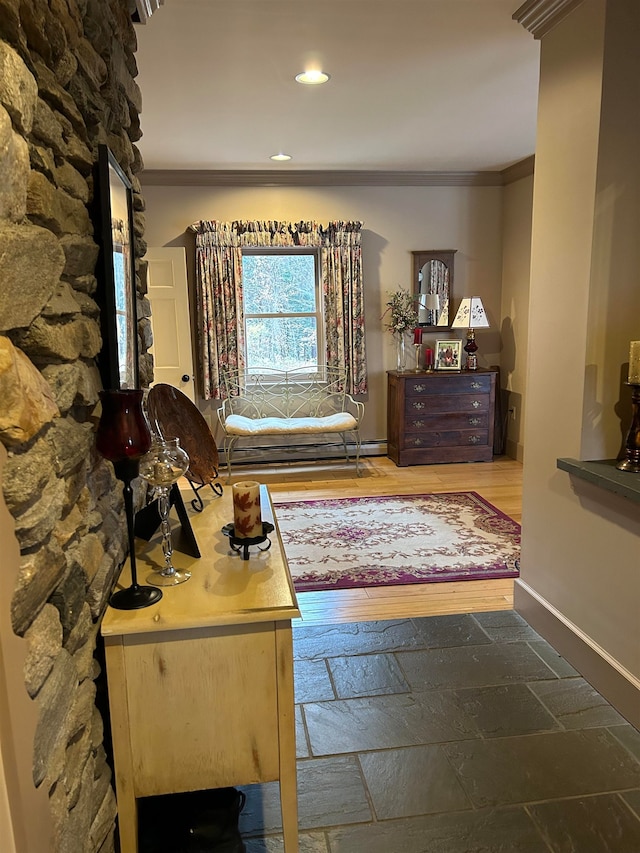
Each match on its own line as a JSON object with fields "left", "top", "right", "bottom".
{"left": 222, "top": 454, "right": 523, "bottom": 626}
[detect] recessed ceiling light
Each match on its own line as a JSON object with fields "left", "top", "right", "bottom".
{"left": 270, "top": 153, "right": 292, "bottom": 161}
{"left": 295, "top": 70, "right": 330, "bottom": 85}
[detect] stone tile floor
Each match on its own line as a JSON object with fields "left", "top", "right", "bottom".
{"left": 238, "top": 611, "right": 640, "bottom": 853}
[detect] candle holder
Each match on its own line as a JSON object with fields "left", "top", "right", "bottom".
{"left": 616, "top": 383, "right": 640, "bottom": 472}
{"left": 139, "top": 438, "right": 191, "bottom": 585}
{"left": 222, "top": 521, "right": 275, "bottom": 561}
{"left": 424, "top": 347, "right": 434, "bottom": 373}
{"left": 413, "top": 343, "right": 422, "bottom": 372}
{"left": 96, "top": 389, "right": 162, "bottom": 610}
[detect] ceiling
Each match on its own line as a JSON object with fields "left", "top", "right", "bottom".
{"left": 134, "top": 0, "right": 540, "bottom": 176}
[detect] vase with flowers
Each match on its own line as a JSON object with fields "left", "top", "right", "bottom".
{"left": 382, "top": 288, "right": 418, "bottom": 371}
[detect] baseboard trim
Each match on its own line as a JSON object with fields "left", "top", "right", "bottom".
{"left": 228, "top": 440, "right": 387, "bottom": 466}
{"left": 515, "top": 579, "right": 640, "bottom": 727}
{"left": 505, "top": 438, "right": 524, "bottom": 462}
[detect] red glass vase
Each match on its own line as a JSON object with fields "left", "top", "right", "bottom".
{"left": 96, "top": 389, "right": 152, "bottom": 463}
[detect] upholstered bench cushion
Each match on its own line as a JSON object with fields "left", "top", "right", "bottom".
{"left": 224, "top": 412, "right": 358, "bottom": 436}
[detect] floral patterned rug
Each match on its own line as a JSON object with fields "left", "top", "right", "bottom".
{"left": 274, "top": 492, "right": 520, "bottom": 592}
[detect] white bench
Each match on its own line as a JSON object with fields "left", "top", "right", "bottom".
{"left": 218, "top": 366, "right": 364, "bottom": 479}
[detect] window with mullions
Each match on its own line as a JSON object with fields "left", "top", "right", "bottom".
{"left": 242, "top": 251, "right": 323, "bottom": 372}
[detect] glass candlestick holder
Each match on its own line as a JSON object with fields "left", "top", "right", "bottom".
{"left": 139, "top": 438, "right": 191, "bottom": 585}
{"left": 413, "top": 343, "right": 422, "bottom": 371}
{"left": 96, "top": 389, "right": 162, "bottom": 610}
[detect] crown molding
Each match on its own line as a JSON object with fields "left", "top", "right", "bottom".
{"left": 139, "top": 169, "right": 512, "bottom": 188}
{"left": 513, "top": 0, "right": 586, "bottom": 38}
{"left": 501, "top": 155, "right": 535, "bottom": 184}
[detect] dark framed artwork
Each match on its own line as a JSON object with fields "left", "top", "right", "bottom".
{"left": 96, "top": 144, "right": 139, "bottom": 389}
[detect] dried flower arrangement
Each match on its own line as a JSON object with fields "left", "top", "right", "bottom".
{"left": 382, "top": 288, "right": 418, "bottom": 335}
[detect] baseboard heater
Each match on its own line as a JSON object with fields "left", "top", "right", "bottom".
{"left": 227, "top": 440, "right": 387, "bottom": 467}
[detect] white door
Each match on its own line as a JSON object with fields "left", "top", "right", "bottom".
{"left": 146, "top": 247, "right": 196, "bottom": 402}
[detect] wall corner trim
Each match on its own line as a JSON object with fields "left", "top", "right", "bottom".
{"left": 513, "top": 0, "right": 586, "bottom": 38}
{"left": 501, "top": 155, "right": 535, "bottom": 185}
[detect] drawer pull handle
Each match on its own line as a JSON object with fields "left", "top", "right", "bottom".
{"left": 471, "top": 381, "right": 482, "bottom": 389}
{"left": 472, "top": 400, "right": 481, "bottom": 408}
{"left": 412, "top": 401, "right": 426, "bottom": 410}
{"left": 468, "top": 435, "right": 481, "bottom": 444}
{"left": 414, "top": 384, "right": 426, "bottom": 393}
{"left": 412, "top": 438, "right": 423, "bottom": 446}
{"left": 469, "top": 417, "right": 481, "bottom": 425}
{"left": 412, "top": 420, "right": 425, "bottom": 428}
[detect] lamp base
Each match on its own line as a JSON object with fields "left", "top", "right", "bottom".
{"left": 464, "top": 329, "right": 479, "bottom": 370}
{"left": 109, "top": 584, "right": 163, "bottom": 610}
{"left": 464, "top": 353, "right": 478, "bottom": 371}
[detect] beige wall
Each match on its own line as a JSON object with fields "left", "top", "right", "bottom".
{"left": 500, "top": 175, "right": 533, "bottom": 461}
{"left": 517, "top": 0, "right": 640, "bottom": 721}
{"left": 142, "top": 183, "right": 504, "bottom": 446}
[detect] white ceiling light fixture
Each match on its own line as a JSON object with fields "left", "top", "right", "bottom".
{"left": 295, "top": 70, "right": 331, "bottom": 85}
{"left": 270, "top": 153, "right": 292, "bottom": 162}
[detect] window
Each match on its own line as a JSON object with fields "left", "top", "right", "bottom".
{"left": 242, "top": 251, "right": 323, "bottom": 372}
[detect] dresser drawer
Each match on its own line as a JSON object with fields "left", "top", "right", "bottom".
{"left": 404, "top": 412, "right": 489, "bottom": 433}
{"left": 405, "top": 393, "right": 490, "bottom": 416}
{"left": 405, "top": 375, "right": 492, "bottom": 396}
{"left": 402, "top": 430, "right": 490, "bottom": 449}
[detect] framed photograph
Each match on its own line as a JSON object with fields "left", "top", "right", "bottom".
{"left": 96, "top": 144, "right": 139, "bottom": 389}
{"left": 435, "top": 339, "right": 462, "bottom": 371}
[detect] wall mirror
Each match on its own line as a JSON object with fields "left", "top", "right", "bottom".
{"left": 412, "top": 250, "right": 456, "bottom": 328}
{"left": 96, "top": 144, "right": 139, "bottom": 389}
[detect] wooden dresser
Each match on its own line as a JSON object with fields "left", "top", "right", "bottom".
{"left": 387, "top": 368, "right": 497, "bottom": 466}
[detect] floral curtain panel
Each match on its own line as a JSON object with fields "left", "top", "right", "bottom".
{"left": 190, "top": 220, "right": 368, "bottom": 399}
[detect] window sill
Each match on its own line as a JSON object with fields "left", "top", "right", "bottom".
{"left": 556, "top": 458, "right": 640, "bottom": 505}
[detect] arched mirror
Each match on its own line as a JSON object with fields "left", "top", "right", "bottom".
{"left": 412, "top": 250, "right": 456, "bottom": 328}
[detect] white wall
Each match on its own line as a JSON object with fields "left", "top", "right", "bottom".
{"left": 142, "top": 183, "right": 504, "bottom": 446}
{"left": 517, "top": 0, "right": 640, "bottom": 723}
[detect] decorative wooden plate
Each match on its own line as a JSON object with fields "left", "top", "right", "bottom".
{"left": 147, "top": 384, "right": 220, "bottom": 487}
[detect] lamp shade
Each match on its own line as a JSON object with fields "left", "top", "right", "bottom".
{"left": 423, "top": 293, "right": 439, "bottom": 311}
{"left": 451, "top": 297, "right": 490, "bottom": 329}
{"left": 418, "top": 292, "right": 440, "bottom": 325}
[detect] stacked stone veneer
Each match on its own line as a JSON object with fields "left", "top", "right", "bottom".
{"left": 0, "top": 1, "right": 153, "bottom": 850}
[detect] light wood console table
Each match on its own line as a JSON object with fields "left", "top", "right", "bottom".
{"left": 101, "top": 485, "right": 300, "bottom": 852}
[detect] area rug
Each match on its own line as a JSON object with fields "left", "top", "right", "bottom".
{"left": 274, "top": 492, "right": 520, "bottom": 592}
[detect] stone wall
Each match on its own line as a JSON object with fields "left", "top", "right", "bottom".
{"left": 0, "top": 1, "right": 152, "bottom": 850}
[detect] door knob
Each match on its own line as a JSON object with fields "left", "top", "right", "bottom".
{"left": 181, "top": 374, "right": 190, "bottom": 382}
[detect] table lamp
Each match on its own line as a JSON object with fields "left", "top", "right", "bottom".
{"left": 451, "top": 297, "right": 490, "bottom": 370}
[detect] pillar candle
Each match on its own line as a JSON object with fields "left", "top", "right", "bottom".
{"left": 629, "top": 341, "right": 640, "bottom": 384}
{"left": 413, "top": 327, "right": 423, "bottom": 345}
{"left": 424, "top": 347, "right": 433, "bottom": 368}
{"left": 232, "top": 480, "right": 263, "bottom": 539}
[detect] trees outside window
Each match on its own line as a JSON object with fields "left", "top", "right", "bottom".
{"left": 242, "top": 252, "right": 323, "bottom": 372}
